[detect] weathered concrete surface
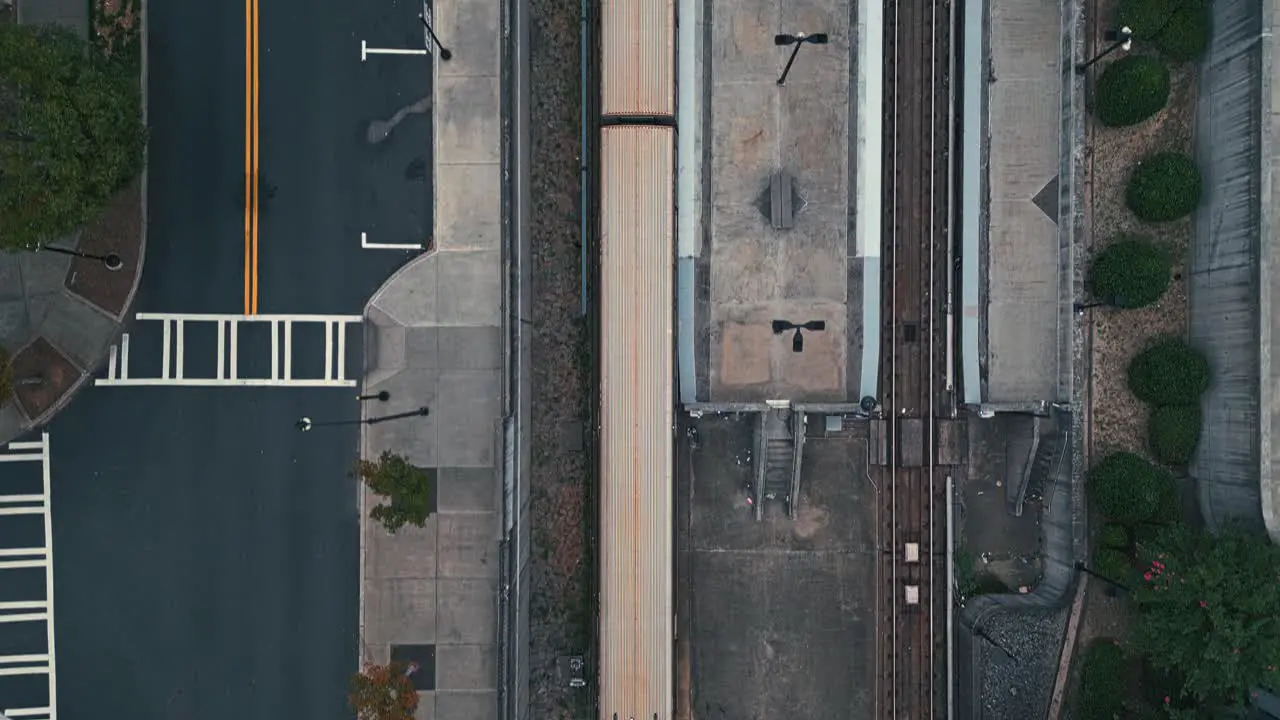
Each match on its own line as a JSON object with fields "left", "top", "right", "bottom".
{"left": 704, "top": 0, "right": 861, "bottom": 403}
{"left": 683, "top": 415, "right": 875, "bottom": 719}
{"left": 983, "top": 0, "right": 1064, "bottom": 406}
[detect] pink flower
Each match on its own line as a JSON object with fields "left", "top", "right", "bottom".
{"left": 1164, "top": 696, "right": 1171, "bottom": 704}
{"left": 1199, "top": 600, "right": 1207, "bottom": 608}
{"left": 1144, "top": 572, "right": 1153, "bottom": 581}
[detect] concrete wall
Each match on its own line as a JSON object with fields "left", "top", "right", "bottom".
{"left": 1189, "top": 0, "right": 1268, "bottom": 535}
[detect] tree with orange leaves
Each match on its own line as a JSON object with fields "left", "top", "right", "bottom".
{"left": 348, "top": 661, "right": 420, "bottom": 720}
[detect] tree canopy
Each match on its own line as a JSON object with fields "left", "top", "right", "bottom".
{"left": 356, "top": 451, "right": 434, "bottom": 533}
{"left": 348, "top": 661, "right": 419, "bottom": 720}
{"left": 0, "top": 23, "right": 145, "bottom": 250}
{"left": 1133, "top": 524, "right": 1280, "bottom": 705}
{"left": 1117, "top": 0, "right": 1212, "bottom": 62}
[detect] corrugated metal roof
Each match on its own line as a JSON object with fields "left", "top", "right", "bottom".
{"left": 598, "top": 125, "right": 675, "bottom": 720}
{"left": 601, "top": 0, "right": 675, "bottom": 117}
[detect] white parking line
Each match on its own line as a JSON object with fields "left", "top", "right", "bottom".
{"left": 360, "top": 39, "right": 429, "bottom": 62}
{"left": 361, "top": 232, "right": 424, "bottom": 251}
{"left": 96, "top": 313, "right": 364, "bottom": 388}
{"left": 1, "top": 432, "right": 57, "bottom": 720}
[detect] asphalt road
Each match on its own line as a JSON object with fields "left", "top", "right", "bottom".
{"left": 0, "top": 0, "right": 435, "bottom": 716}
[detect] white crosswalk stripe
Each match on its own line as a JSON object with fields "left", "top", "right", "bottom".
{"left": 0, "top": 433, "right": 57, "bottom": 720}
{"left": 96, "top": 313, "right": 364, "bottom": 388}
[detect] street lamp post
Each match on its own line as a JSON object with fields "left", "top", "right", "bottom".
{"left": 1075, "top": 561, "right": 1131, "bottom": 594}
{"left": 1074, "top": 294, "right": 1127, "bottom": 314}
{"left": 418, "top": 13, "right": 452, "bottom": 61}
{"left": 296, "top": 406, "right": 429, "bottom": 432}
{"left": 772, "top": 319, "right": 827, "bottom": 352}
{"left": 36, "top": 244, "right": 123, "bottom": 271}
{"left": 774, "top": 32, "right": 829, "bottom": 86}
{"left": 1075, "top": 26, "right": 1132, "bottom": 74}
{"left": 357, "top": 391, "right": 392, "bottom": 402}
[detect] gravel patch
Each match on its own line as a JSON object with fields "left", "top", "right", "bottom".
{"left": 526, "top": 0, "right": 588, "bottom": 716}
{"left": 976, "top": 607, "right": 1070, "bottom": 720}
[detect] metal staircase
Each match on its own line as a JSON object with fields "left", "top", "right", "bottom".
{"left": 752, "top": 403, "right": 804, "bottom": 518}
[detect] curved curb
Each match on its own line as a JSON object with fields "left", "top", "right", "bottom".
{"left": 0, "top": 0, "right": 150, "bottom": 444}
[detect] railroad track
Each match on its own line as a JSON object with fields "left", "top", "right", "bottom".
{"left": 877, "top": 0, "right": 954, "bottom": 717}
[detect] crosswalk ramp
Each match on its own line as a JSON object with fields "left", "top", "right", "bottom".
{"left": 96, "top": 313, "right": 364, "bottom": 388}
{"left": 0, "top": 433, "right": 57, "bottom": 720}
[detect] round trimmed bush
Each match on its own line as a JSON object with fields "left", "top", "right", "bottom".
{"left": 1126, "top": 152, "right": 1202, "bottom": 222}
{"left": 1096, "top": 55, "right": 1170, "bottom": 127}
{"left": 1117, "top": 0, "right": 1211, "bottom": 62}
{"left": 1088, "top": 451, "right": 1179, "bottom": 525}
{"left": 1089, "top": 236, "right": 1171, "bottom": 308}
{"left": 1149, "top": 404, "right": 1201, "bottom": 465}
{"left": 1127, "top": 338, "right": 1211, "bottom": 405}
{"left": 1099, "top": 522, "right": 1131, "bottom": 551}
{"left": 1079, "top": 640, "right": 1127, "bottom": 720}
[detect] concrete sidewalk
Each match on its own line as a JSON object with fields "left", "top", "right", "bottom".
{"left": 358, "top": 0, "right": 504, "bottom": 715}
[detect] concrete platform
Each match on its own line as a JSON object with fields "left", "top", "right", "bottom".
{"left": 681, "top": 415, "right": 875, "bottom": 719}
{"left": 981, "top": 0, "right": 1065, "bottom": 405}
{"left": 700, "top": 0, "right": 863, "bottom": 403}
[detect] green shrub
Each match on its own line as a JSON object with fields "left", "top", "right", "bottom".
{"left": 1079, "top": 640, "right": 1128, "bottom": 720}
{"left": 1126, "top": 152, "right": 1202, "bottom": 222}
{"left": 1117, "top": 0, "right": 1211, "bottom": 62}
{"left": 1096, "top": 54, "right": 1170, "bottom": 127}
{"left": 1148, "top": 404, "right": 1201, "bottom": 466}
{"left": 1094, "top": 546, "right": 1134, "bottom": 585}
{"left": 1089, "top": 451, "right": 1179, "bottom": 525}
{"left": 1100, "top": 522, "right": 1131, "bottom": 551}
{"left": 1089, "top": 236, "right": 1172, "bottom": 308}
{"left": 1127, "top": 338, "right": 1211, "bottom": 404}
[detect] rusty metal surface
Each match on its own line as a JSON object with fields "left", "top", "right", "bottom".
{"left": 597, "top": 125, "right": 676, "bottom": 720}
{"left": 600, "top": 0, "right": 675, "bottom": 116}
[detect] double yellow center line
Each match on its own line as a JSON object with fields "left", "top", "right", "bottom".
{"left": 243, "top": 0, "right": 259, "bottom": 316}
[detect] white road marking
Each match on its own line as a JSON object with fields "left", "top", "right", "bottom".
{"left": 0, "top": 432, "right": 57, "bottom": 720}
{"left": 360, "top": 39, "right": 429, "bottom": 63}
{"left": 161, "top": 320, "right": 171, "bottom": 380}
{"left": 216, "top": 321, "right": 226, "bottom": 380}
{"left": 120, "top": 332, "right": 130, "bottom": 380}
{"left": 361, "top": 232, "right": 424, "bottom": 251}
{"left": 175, "top": 320, "right": 185, "bottom": 380}
{"left": 0, "top": 454, "right": 42, "bottom": 464}
{"left": 107, "top": 342, "right": 117, "bottom": 381}
{"left": 284, "top": 320, "right": 294, "bottom": 381}
{"left": 96, "top": 313, "right": 364, "bottom": 388}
